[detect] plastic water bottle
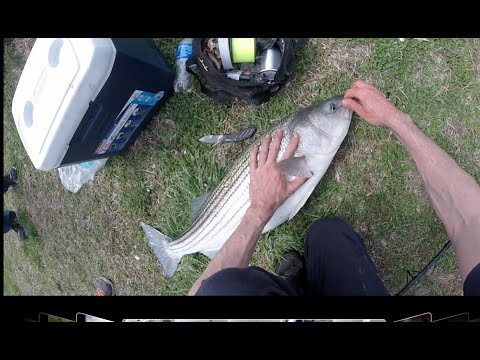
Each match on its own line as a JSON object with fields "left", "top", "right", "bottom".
{"left": 174, "top": 38, "right": 194, "bottom": 93}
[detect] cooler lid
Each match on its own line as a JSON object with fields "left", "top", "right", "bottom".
{"left": 11, "top": 38, "right": 116, "bottom": 171}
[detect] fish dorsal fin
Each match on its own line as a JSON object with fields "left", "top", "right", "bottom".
{"left": 191, "top": 191, "right": 212, "bottom": 221}
{"left": 275, "top": 156, "right": 313, "bottom": 178}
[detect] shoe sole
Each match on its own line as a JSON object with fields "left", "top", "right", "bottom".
{"left": 96, "top": 277, "right": 115, "bottom": 296}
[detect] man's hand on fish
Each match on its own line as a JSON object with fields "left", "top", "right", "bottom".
{"left": 249, "top": 129, "right": 307, "bottom": 224}
{"left": 188, "top": 132, "right": 307, "bottom": 295}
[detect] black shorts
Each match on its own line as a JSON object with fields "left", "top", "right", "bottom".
{"left": 196, "top": 217, "right": 480, "bottom": 296}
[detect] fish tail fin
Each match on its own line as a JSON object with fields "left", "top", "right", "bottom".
{"left": 141, "top": 222, "right": 181, "bottom": 278}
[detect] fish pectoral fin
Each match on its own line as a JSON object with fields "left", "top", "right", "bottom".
{"left": 275, "top": 156, "right": 313, "bottom": 178}
{"left": 262, "top": 175, "right": 321, "bottom": 233}
{"left": 287, "top": 178, "right": 319, "bottom": 221}
{"left": 201, "top": 248, "right": 219, "bottom": 259}
{"left": 191, "top": 191, "right": 212, "bottom": 221}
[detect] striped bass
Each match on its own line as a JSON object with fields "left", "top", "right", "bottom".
{"left": 142, "top": 96, "right": 353, "bottom": 277}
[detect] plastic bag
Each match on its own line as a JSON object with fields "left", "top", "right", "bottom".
{"left": 58, "top": 158, "right": 109, "bottom": 193}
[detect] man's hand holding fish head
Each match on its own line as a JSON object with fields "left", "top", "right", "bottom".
{"left": 342, "top": 80, "right": 409, "bottom": 127}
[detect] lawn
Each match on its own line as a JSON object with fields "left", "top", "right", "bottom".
{"left": 3, "top": 38, "right": 479, "bottom": 295}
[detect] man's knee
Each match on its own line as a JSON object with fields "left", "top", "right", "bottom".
{"left": 195, "top": 267, "right": 267, "bottom": 296}
{"left": 196, "top": 267, "right": 297, "bottom": 296}
{"left": 305, "top": 217, "right": 354, "bottom": 250}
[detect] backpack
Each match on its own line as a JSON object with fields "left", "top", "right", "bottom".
{"left": 186, "top": 38, "right": 307, "bottom": 106}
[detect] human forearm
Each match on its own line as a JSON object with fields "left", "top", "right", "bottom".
{"left": 388, "top": 115, "right": 480, "bottom": 279}
{"left": 343, "top": 80, "right": 480, "bottom": 281}
{"left": 188, "top": 207, "right": 269, "bottom": 295}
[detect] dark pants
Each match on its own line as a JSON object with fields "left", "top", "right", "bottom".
{"left": 4, "top": 174, "right": 16, "bottom": 234}
{"left": 4, "top": 210, "right": 14, "bottom": 234}
{"left": 4, "top": 174, "right": 15, "bottom": 193}
{"left": 196, "top": 218, "right": 390, "bottom": 296}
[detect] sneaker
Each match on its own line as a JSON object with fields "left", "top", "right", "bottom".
{"left": 9, "top": 210, "right": 19, "bottom": 224}
{"left": 9, "top": 211, "right": 28, "bottom": 241}
{"left": 275, "top": 250, "right": 306, "bottom": 290}
{"left": 95, "top": 277, "right": 115, "bottom": 296}
{"left": 7, "top": 167, "right": 18, "bottom": 184}
{"left": 5, "top": 168, "right": 18, "bottom": 192}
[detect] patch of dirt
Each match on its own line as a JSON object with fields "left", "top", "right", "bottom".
{"left": 411, "top": 265, "right": 463, "bottom": 296}
{"left": 132, "top": 115, "right": 177, "bottom": 152}
{"left": 146, "top": 182, "right": 168, "bottom": 212}
{"left": 4, "top": 236, "right": 45, "bottom": 294}
{"left": 442, "top": 119, "right": 469, "bottom": 140}
{"left": 359, "top": 72, "right": 385, "bottom": 89}
{"left": 403, "top": 170, "right": 428, "bottom": 203}
{"left": 253, "top": 254, "right": 274, "bottom": 273}
{"left": 333, "top": 130, "right": 389, "bottom": 195}
{"left": 414, "top": 50, "right": 452, "bottom": 97}
{"left": 209, "top": 142, "right": 244, "bottom": 169}
{"left": 289, "top": 39, "right": 375, "bottom": 108}
{"left": 472, "top": 41, "right": 480, "bottom": 82}
{"left": 473, "top": 149, "right": 480, "bottom": 170}
{"left": 11, "top": 38, "right": 36, "bottom": 62}
{"left": 321, "top": 39, "right": 373, "bottom": 75}
{"left": 430, "top": 52, "right": 452, "bottom": 82}
{"left": 441, "top": 118, "right": 470, "bottom": 157}
{"left": 6, "top": 38, "right": 36, "bottom": 78}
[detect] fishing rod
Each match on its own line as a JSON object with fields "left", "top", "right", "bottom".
{"left": 395, "top": 241, "right": 452, "bottom": 296}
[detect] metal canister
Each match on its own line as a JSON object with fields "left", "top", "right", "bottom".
{"left": 258, "top": 48, "right": 282, "bottom": 81}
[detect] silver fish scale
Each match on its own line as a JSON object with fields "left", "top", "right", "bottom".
{"left": 278, "top": 123, "right": 292, "bottom": 160}
{"left": 170, "top": 155, "right": 250, "bottom": 253}
{"left": 168, "top": 121, "right": 294, "bottom": 255}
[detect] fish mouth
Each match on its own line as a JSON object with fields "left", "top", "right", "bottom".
{"left": 331, "top": 95, "right": 352, "bottom": 113}
{"left": 332, "top": 96, "right": 353, "bottom": 119}
{"left": 338, "top": 96, "right": 356, "bottom": 114}
{"left": 340, "top": 103, "right": 353, "bottom": 118}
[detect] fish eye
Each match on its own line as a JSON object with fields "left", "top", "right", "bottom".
{"left": 330, "top": 103, "right": 337, "bottom": 112}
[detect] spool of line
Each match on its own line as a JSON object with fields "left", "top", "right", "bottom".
{"left": 218, "top": 38, "right": 234, "bottom": 70}
{"left": 231, "top": 38, "right": 256, "bottom": 63}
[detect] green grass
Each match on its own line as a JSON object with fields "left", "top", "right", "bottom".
{"left": 4, "top": 256, "right": 21, "bottom": 295}
{"left": 3, "top": 38, "right": 479, "bottom": 295}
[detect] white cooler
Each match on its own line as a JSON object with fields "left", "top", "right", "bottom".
{"left": 12, "top": 38, "right": 174, "bottom": 171}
